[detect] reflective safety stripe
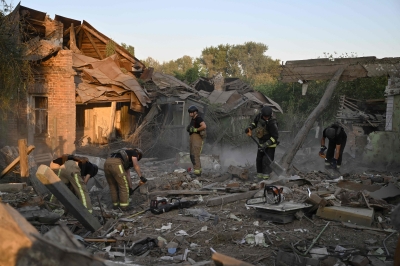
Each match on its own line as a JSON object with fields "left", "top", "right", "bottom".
{"left": 113, "top": 203, "right": 119, "bottom": 206}
{"left": 50, "top": 194, "right": 54, "bottom": 202}
{"left": 119, "top": 164, "right": 124, "bottom": 174}
{"left": 251, "top": 123, "right": 256, "bottom": 128}
{"left": 267, "top": 137, "right": 277, "bottom": 147}
{"left": 194, "top": 169, "right": 201, "bottom": 174}
{"left": 120, "top": 174, "right": 129, "bottom": 206}
{"left": 73, "top": 173, "right": 87, "bottom": 209}
{"left": 57, "top": 169, "right": 61, "bottom": 177}
{"left": 88, "top": 210, "right": 93, "bottom": 213}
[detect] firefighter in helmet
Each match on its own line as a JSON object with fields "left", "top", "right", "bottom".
{"left": 319, "top": 124, "right": 347, "bottom": 169}
{"left": 245, "top": 106, "right": 279, "bottom": 179}
{"left": 104, "top": 148, "right": 144, "bottom": 211}
{"left": 186, "top": 105, "right": 207, "bottom": 177}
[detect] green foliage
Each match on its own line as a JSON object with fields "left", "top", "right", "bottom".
{"left": 105, "top": 39, "right": 116, "bottom": 57}
{"left": 200, "top": 42, "right": 280, "bottom": 86}
{"left": 0, "top": 1, "right": 32, "bottom": 114}
{"left": 121, "top": 42, "right": 134, "bottom": 56}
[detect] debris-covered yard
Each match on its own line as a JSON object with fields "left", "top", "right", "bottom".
{"left": 1, "top": 143, "right": 399, "bottom": 266}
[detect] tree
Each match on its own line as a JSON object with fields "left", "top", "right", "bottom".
{"left": 105, "top": 39, "right": 116, "bottom": 57}
{"left": 0, "top": 1, "right": 32, "bottom": 114}
{"left": 121, "top": 42, "right": 134, "bottom": 56}
{"left": 200, "top": 42, "right": 280, "bottom": 86}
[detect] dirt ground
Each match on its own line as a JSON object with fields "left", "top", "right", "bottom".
{"left": 1, "top": 143, "right": 399, "bottom": 265}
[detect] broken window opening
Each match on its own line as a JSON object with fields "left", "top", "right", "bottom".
{"left": 33, "top": 96, "right": 48, "bottom": 136}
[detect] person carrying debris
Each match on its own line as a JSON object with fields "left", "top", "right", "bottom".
{"left": 104, "top": 148, "right": 144, "bottom": 211}
{"left": 49, "top": 154, "right": 98, "bottom": 213}
{"left": 319, "top": 123, "right": 347, "bottom": 169}
{"left": 245, "top": 106, "right": 279, "bottom": 179}
{"left": 186, "top": 105, "right": 207, "bottom": 177}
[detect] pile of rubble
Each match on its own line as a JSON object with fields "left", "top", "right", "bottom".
{"left": 1, "top": 146, "right": 400, "bottom": 266}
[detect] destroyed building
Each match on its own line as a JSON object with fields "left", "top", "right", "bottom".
{"left": 280, "top": 57, "right": 400, "bottom": 167}
{"left": 1, "top": 4, "right": 285, "bottom": 162}
{"left": 2, "top": 4, "right": 151, "bottom": 161}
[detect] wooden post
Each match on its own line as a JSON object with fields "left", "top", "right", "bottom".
{"left": 279, "top": 66, "right": 347, "bottom": 172}
{"left": 18, "top": 139, "right": 29, "bottom": 178}
{"left": 0, "top": 145, "right": 35, "bottom": 179}
{"left": 109, "top": 102, "right": 116, "bottom": 140}
{"left": 92, "top": 115, "right": 97, "bottom": 144}
{"left": 35, "top": 165, "right": 101, "bottom": 232}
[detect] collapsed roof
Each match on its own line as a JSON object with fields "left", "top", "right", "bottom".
{"left": 280, "top": 57, "right": 400, "bottom": 83}
{"left": 193, "top": 76, "right": 283, "bottom": 114}
{"left": 15, "top": 4, "right": 150, "bottom": 112}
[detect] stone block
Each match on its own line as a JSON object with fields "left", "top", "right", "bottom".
{"left": 316, "top": 206, "right": 374, "bottom": 226}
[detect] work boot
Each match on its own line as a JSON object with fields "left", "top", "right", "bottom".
{"left": 262, "top": 174, "right": 270, "bottom": 180}
{"left": 120, "top": 205, "right": 134, "bottom": 212}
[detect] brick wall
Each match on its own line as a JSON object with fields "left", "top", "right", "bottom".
{"left": 41, "top": 50, "right": 76, "bottom": 155}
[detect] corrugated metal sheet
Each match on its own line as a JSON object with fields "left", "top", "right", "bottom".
{"left": 73, "top": 53, "right": 150, "bottom": 112}
{"left": 152, "top": 72, "right": 197, "bottom": 93}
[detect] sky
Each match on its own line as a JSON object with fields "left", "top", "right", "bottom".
{"left": 12, "top": 0, "right": 400, "bottom": 63}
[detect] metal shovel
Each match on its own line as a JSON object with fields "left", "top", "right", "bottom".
{"left": 250, "top": 135, "right": 286, "bottom": 176}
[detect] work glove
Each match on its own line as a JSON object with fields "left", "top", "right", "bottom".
{"left": 139, "top": 176, "right": 147, "bottom": 184}
{"left": 330, "top": 158, "right": 337, "bottom": 169}
{"left": 244, "top": 127, "right": 250, "bottom": 134}
{"left": 186, "top": 125, "right": 191, "bottom": 132}
{"left": 319, "top": 145, "right": 327, "bottom": 155}
{"left": 189, "top": 126, "right": 198, "bottom": 133}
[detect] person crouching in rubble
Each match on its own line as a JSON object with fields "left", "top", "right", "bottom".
{"left": 104, "top": 148, "right": 144, "bottom": 211}
{"left": 244, "top": 106, "right": 279, "bottom": 180}
{"left": 319, "top": 123, "right": 347, "bottom": 169}
{"left": 186, "top": 105, "right": 207, "bottom": 177}
{"left": 49, "top": 154, "right": 98, "bottom": 213}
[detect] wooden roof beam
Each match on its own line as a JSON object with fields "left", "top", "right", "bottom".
{"left": 81, "top": 24, "right": 134, "bottom": 64}
{"left": 83, "top": 29, "right": 103, "bottom": 59}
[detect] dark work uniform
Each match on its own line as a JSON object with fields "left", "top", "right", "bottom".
{"left": 188, "top": 116, "right": 205, "bottom": 175}
{"left": 248, "top": 114, "right": 279, "bottom": 176}
{"left": 323, "top": 125, "right": 347, "bottom": 167}
{"left": 104, "top": 149, "right": 140, "bottom": 209}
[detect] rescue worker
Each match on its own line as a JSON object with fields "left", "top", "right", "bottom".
{"left": 319, "top": 123, "right": 347, "bottom": 169}
{"left": 104, "top": 148, "right": 144, "bottom": 211}
{"left": 186, "top": 105, "right": 207, "bottom": 177}
{"left": 49, "top": 154, "right": 98, "bottom": 213}
{"left": 244, "top": 106, "right": 279, "bottom": 179}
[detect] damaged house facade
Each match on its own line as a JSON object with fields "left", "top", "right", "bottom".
{"left": 3, "top": 5, "right": 151, "bottom": 158}
{"left": 280, "top": 57, "right": 400, "bottom": 166}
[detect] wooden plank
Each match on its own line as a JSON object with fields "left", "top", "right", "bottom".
{"left": 316, "top": 206, "right": 374, "bottom": 227}
{"left": 206, "top": 191, "right": 258, "bottom": 207}
{"left": 109, "top": 102, "right": 116, "bottom": 140}
{"left": 0, "top": 145, "right": 35, "bottom": 179}
{"left": 83, "top": 29, "right": 103, "bottom": 59}
{"left": 82, "top": 24, "right": 135, "bottom": 64}
{"left": 35, "top": 165, "right": 101, "bottom": 232}
{"left": 0, "top": 183, "right": 27, "bottom": 193}
{"left": 149, "top": 190, "right": 213, "bottom": 197}
{"left": 18, "top": 139, "right": 29, "bottom": 178}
